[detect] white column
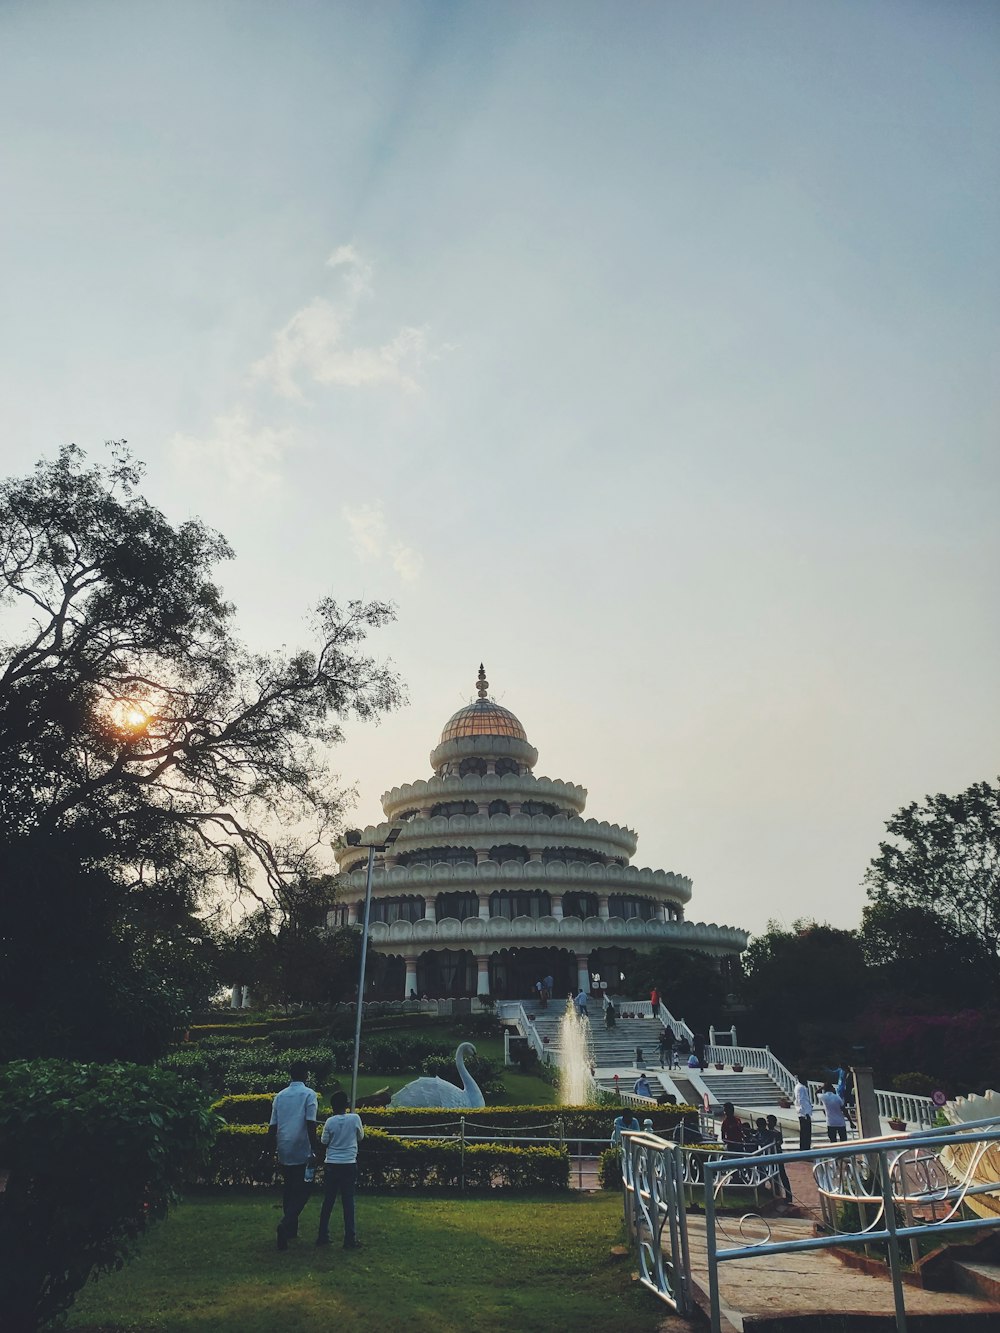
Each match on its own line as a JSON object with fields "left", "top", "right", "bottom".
{"left": 240, "top": 986, "right": 251, "bottom": 1009}
{"left": 347, "top": 902, "right": 358, "bottom": 926}
{"left": 598, "top": 894, "right": 610, "bottom": 920}
{"left": 404, "top": 955, "right": 418, "bottom": 999}
{"left": 424, "top": 895, "right": 436, "bottom": 923}
{"left": 476, "top": 954, "right": 490, "bottom": 996}
{"left": 552, "top": 894, "right": 564, "bottom": 920}
{"left": 478, "top": 894, "right": 490, "bottom": 921}
{"left": 230, "top": 985, "right": 241, "bottom": 1009}
{"left": 576, "top": 953, "right": 590, "bottom": 995}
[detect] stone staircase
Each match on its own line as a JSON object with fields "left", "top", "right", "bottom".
{"left": 519, "top": 999, "right": 792, "bottom": 1116}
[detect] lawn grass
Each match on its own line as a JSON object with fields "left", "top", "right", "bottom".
{"left": 66, "top": 1192, "right": 659, "bottom": 1333}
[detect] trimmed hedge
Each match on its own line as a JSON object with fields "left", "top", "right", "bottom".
{"left": 359, "top": 1105, "right": 698, "bottom": 1140}
{"left": 165, "top": 1034, "right": 505, "bottom": 1097}
{"left": 210, "top": 1098, "right": 698, "bottom": 1139}
{"left": 200, "top": 1125, "right": 569, "bottom": 1191}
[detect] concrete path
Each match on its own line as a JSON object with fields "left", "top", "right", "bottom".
{"left": 682, "top": 1213, "right": 1000, "bottom": 1329}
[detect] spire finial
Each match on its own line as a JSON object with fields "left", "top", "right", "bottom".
{"left": 476, "top": 664, "right": 489, "bottom": 699}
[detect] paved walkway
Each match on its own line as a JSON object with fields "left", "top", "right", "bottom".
{"left": 682, "top": 1213, "right": 1000, "bottom": 1328}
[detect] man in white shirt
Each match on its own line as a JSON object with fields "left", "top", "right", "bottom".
{"left": 793, "top": 1076, "right": 813, "bottom": 1150}
{"left": 267, "top": 1060, "right": 319, "bottom": 1250}
{"left": 819, "top": 1083, "right": 848, "bottom": 1142}
{"left": 316, "top": 1089, "right": 365, "bottom": 1249}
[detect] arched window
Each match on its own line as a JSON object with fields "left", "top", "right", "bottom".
{"left": 488, "top": 799, "right": 510, "bottom": 816}
{"left": 459, "top": 757, "right": 487, "bottom": 777}
{"left": 435, "top": 892, "right": 480, "bottom": 922}
{"left": 430, "top": 800, "right": 479, "bottom": 818}
{"left": 608, "top": 894, "right": 657, "bottom": 921}
{"left": 495, "top": 757, "right": 519, "bottom": 777}
{"left": 561, "top": 892, "right": 599, "bottom": 920}
{"left": 489, "top": 844, "right": 529, "bottom": 864}
{"left": 369, "top": 895, "right": 425, "bottom": 924}
{"left": 489, "top": 890, "right": 551, "bottom": 919}
{"left": 541, "top": 845, "right": 604, "bottom": 864}
{"left": 521, "top": 800, "right": 560, "bottom": 817}
{"left": 397, "top": 846, "right": 475, "bottom": 868}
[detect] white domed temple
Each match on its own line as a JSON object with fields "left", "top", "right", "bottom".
{"left": 331, "top": 667, "right": 747, "bottom": 1001}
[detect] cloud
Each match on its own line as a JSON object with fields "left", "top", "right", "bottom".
{"left": 342, "top": 501, "right": 423, "bottom": 583}
{"left": 169, "top": 409, "right": 294, "bottom": 490}
{"left": 343, "top": 503, "right": 387, "bottom": 559}
{"left": 252, "top": 246, "right": 431, "bottom": 399}
{"left": 391, "top": 543, "right": 424, "bottom": 583}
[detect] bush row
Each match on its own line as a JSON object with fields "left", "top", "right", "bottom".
{"left": 164, "top": 1040, "right": 506, "bottom": 1098}
{"left": 199, "top": 1125, "right": 569, "bottom": 1191}
{"left": 188, "top": 1011, "right": 499, "bottom": 1043}
{"left": 209, "top": 1096, "right": 696, "bottom": 1140}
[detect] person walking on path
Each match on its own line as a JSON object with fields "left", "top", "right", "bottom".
{"left": 657, "top": 1026, "right": 671, "bottom": 1068}
{"left": 764, "top": 1114, "right": 793, "bottom": 1202}
{"left": 268, "top": 1060, "right": 320, "bottom": 1250}
{"left": 574, "top": 988, "right": 589, "bottom": 1018}
{"left": 794, "top": 1075, "right": 813, "bottom": 1151}
{"left": 316, "top": 1089, "right": 365, "bottom": 1249}
{"left": 720, "top": 1101, "right": 744, "bottom": 1153}
{"left": 819, "top": 1083, "right": 849, "bottom": 1142}
{"left": 633, "top": 1073, "right": 654, "bottom": 1098}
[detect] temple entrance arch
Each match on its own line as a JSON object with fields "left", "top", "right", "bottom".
{"left": 370, "top": 953, "right": 405, "bottom": 1000}
{"left": 589, "top": 946, "right": 637, "bottom": 996}
{"left": 417, "top": 948, "right": 475, "bottom": 998}
{"left": 489, "top": 947, "right": 576, "bottom": 1003}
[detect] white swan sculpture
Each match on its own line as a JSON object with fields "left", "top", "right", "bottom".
{"left": 389, "top": 1041, "right": 485, "bottom": 1109}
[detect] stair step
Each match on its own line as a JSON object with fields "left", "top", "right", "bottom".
{"left": 954, "top": 1261, "right": 1000, "bottom": 1303}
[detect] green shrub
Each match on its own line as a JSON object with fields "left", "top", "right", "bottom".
{"left": 890, "top": 1071, "right": 938, "bottom": 1097}
{"left": 599, "top": 1147, "right": 622, "bottom": 1189}
{"left": 200, "top": 1125, "right": 569, "bottom": 1191}
{"left": 360, "top": 1104, "right": 696, "bottom": 1140}
{"left": 419, "top": 1050, "right": 505, "bottom": 1098}
{"left": 210, "top": 1091, "right": 344, "bottom": 1124}
{"left": 0, "top": 1060, "right": 218, "bottom": 1332}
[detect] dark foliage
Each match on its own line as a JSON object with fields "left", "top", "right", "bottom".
{"left": 0, "top": 1060, "right": 217, "bottom": 1332}
{"left": 0, "top": 445, "right": 401, "bottom": 1061}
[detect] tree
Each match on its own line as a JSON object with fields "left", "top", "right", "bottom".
{"left": 861, "top": 780, "right": 1000, "bottom": 996}
{"left": 215, "top": 880, "right": 366, "bottom": 1009}
{"left": 739, "top": 920, "right": 870, "bottom": 1057}
{"left": 0, "top": 1060, "right": 217, "bottom": 1332}
{"left": 626, "top": 947, "right": 727, "bottom": 1034}
{"left": 0, "top": 445, "right": 402, "bottom": 1060}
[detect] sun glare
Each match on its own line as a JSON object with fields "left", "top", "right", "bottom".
{"left": 107, "top": 699, "right": 153, "bottom": 734}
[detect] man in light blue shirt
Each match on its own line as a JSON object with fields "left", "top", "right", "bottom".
{"left": 267, "top": 1060, "right": 319, "bottom": 1250}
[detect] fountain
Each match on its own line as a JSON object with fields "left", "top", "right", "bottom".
{"left": 558, "top": 1001, "right": 597, "bottom": 1104}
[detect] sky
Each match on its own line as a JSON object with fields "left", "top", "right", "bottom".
{"left": 2, "top": 1, "right": 997, "bottom": 940}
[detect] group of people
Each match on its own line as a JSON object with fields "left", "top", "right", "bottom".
{"left": 533, "top": 975, "right": 556, "bottom": 1008}
{"left": 267, "top": 1061, "right": 365, "bottom": 1251}
{"left": 793, "top": 1071, "right": 854, "bottom": 1148}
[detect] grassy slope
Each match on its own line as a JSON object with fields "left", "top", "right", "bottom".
{"left": 67, "top": 1193, "right": 660, "bottom": 1333}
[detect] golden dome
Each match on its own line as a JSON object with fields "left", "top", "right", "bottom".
{"left": 440, "top": 698, "right": 527, "bottom": 745}
{"left": 439, "top": 664, "right": 527, "bottom": 744}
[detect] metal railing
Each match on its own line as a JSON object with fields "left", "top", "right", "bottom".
{"left": 619, "top": 1118, "right": 1000, "bottom": 1328}
{"left": 702, "top": 1119, "right": 1000, "bottom": 1332}
{"left": 621, "top": 1131, "right": 693, "bottom": 1315}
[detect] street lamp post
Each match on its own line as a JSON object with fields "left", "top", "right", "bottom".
{"left": 345, "top": 825, "right": 401, "bottom": 1111}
